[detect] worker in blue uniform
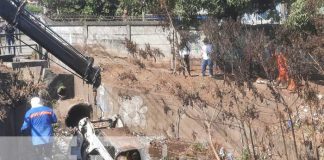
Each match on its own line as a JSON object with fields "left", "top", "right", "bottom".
{"left": 21, "top": 97, "right": 57, "bottom": 159}
{"left": 4, "top": 23, "right": 15, "bottom": 54}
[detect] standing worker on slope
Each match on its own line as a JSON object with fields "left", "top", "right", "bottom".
{"left": 274, "top": 47, "right": 297, "bottom": 92}
{"left": 21, "top": 97, "right": 57, "bottom": 159}
{"left": 179, "top": 40, "right": 191, "bottom": 77}
{"left": 201, "top": 38, "right": 214, "bottom": 77}
{"left": 4, "top": 23, "right": 15, "bottom": 55}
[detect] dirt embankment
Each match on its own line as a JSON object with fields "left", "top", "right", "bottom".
{"left": 72, "top": 45, "right": 323, "bottom": 159}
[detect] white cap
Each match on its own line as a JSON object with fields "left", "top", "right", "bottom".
{"left": 30, "top": 97, "right": 43, "bottom": 108}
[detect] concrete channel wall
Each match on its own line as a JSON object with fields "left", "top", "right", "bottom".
{"left": 47, "top": 21, "right": 173, "bottom": 58}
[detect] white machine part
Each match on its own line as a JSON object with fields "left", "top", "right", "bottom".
{"left": 78, "top": 117, "right": 114, "bottom": 160}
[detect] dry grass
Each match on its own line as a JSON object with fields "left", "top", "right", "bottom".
{"left": 118, "top": 71, "right": 138, "bottom": 82}
{"left": 0, "top": 66, "right": 45, "bottom": 121}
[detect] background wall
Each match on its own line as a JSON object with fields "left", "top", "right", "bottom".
{"left": 49, "top": 21, "right": 173, "bottom": 58}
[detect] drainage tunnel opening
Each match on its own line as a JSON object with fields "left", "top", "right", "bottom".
{"left": 65, "top": 103, "right": 92, "bottom": 128}
{"left": 57, "top": 86, "right": 67, "bottom": 99}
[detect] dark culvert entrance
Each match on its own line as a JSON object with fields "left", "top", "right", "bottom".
{"left": 0, "top": 72, "right": 31, "bottom": 136}
{"left": 0, "top": 101, "right": 27, "bottom": 136}
{"left": 65, "top": 103, "right": 92, "bottom": 128}
{"left": 57, "top": 86, "right": 67, "bottom": 100}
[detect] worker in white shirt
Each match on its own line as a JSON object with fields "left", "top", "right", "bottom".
{"left": 201, "top": 38, "right": 213, "bottom": 77}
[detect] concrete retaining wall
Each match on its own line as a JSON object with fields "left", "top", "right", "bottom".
{"left": 49, "top": 24, "right": 172, "bottom": 58}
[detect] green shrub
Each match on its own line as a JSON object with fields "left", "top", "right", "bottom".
{"left": 239, "top": 148, "right": 250, "bottom": 160}
{"left": 26, "top": 4, "right": 43, "bottom": 14}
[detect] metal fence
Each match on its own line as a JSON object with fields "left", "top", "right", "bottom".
{"left": 0, "top": 32, "right": 41, "bottom": 56}
{"left": 48, "top": 14, "right": 166, "bottom": 22}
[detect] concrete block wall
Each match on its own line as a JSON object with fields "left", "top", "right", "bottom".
{"left": 49, "top": 24, "right": 172, "bottom": 58}
{"left": 87, "top": 25, "right": 128, "bottom": 55}
{"left": 130, "top": 26, "right": 171, "bottom": 55}
{"left": 50, "top": 26, "right": 85, "bottom": 45}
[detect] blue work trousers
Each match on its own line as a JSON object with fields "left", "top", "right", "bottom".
{"left": 201, "top": 59, "right": 213, "bottom": 76}
{"left": 6, "top": 36, "right": 15, "bottom": 55}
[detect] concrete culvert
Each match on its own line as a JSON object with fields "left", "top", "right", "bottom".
{"left": 57, "top": 86, "right": 67, "bottom": 99}
{"left": 65, "top": 103, "right": 92, "bottom": 128}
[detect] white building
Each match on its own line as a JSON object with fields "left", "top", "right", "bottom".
{"left": 241, "top": 3, "right": 287, "bottom": 25}
{"left": 241, "top": 12, "right": 276, "bottom": 25}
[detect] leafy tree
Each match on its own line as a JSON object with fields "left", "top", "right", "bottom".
{"left": 84, "top": 0, "right": 120, "bottom": 16}
{"left": 285, "top": 0, "right": 322, "bottom": 31}
{"left": 166, "top": 0, "right": 278, "bottom": 20}
{"left": 26, "top": 4, "right": 43, "bottom": 14}
{"left": 40, "top": 0, "right": 280, "bottom": 19}
{"left": 40, "top": 0, "right": 119, "bottom": 16}
{"left": 116, "top": 0, "right": 163, "bottom": 16}
{"left": 116, "top": 0, "right": 142, "bottom": 16}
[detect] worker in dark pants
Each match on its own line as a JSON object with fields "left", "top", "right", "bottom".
{"left": 179, "top": 41, "right": 191, "bottom": 77}
{"left": 21, "top": 97, "right": 57, "bottom": 160}
{"left": 4, "top": 23, "right": 15, "bottom": 55}
{"left": 0, "top": 25, "right": 4, "bottom": 55}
